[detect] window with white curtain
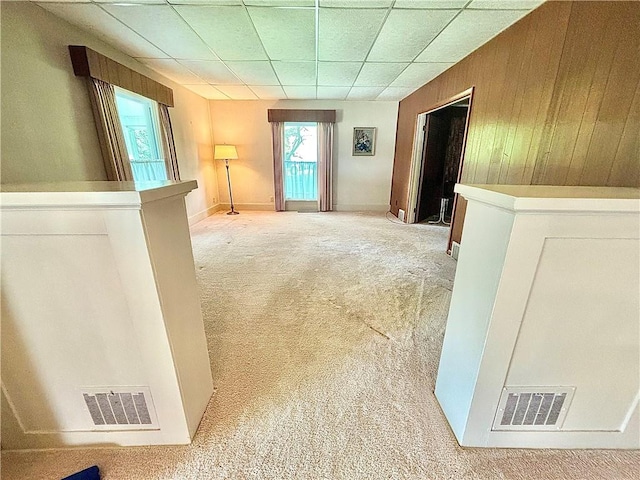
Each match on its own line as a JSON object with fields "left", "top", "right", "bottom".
{"left": 114, "top": 87, "right": 167, "bottom": 181}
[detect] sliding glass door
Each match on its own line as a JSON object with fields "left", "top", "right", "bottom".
{"left": 283, "top": 122, "right": 318, "bottom": 201}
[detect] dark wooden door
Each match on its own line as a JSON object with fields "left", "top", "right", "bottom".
{"left": 416, "top": 115, "right": 445, "bottom": 222}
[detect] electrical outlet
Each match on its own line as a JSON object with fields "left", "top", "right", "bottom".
{"left": 213, "top": 197, "right": 217, "bottom": 203}
{"left": 269, "top": 196, "right": 274, "bottom": 202}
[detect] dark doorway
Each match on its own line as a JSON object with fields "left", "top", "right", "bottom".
{"left": 415, "top": 98, "right": 470, "bottom": 225}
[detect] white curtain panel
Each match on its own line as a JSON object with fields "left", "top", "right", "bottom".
{"left": 270, "top": 122, "right": 285, "bottom": 211}
{"left": 318, "top": 122, "right": 334, "bottom": 212}
{"left": 88, "top": 78, "right": 133, "bottom": 181}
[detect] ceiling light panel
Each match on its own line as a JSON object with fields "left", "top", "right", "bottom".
{"left": 225, "top": 61, "right": 280, "bottom": 85}
{"left": 37, "top": 4, "right": 168, "bottom": 59}
{"left": 178, "top": 60, "right": 242, "bottom": 84}
{"left": 318, "top": 9, "right": 387, "bottom": 62}
{"left": 394, "top": 0, "right": 468, "bottom": 8}
{"left": 318, "top": 62, "right": 362, "bottom": 86}
{"left": 416, "top": 9, "right": 528, "bottom": 62}
{"left": 102, "top": 5, "right": 217, "bottom": 60}
{"left": 390, "top": 62, "right": 453, "bottom": 87}
{"left": 283, "top": 86, "right": 317, "bottom": 99}
{"left": 467, "top": 0, "right": 545, "bottom": 9}
{"left": 215, "top": 85, "right": 258, "bottom": 99}
{"left": 250, "top": 85, "right": 287, "bottom": 99}
{"left": 316, "top": 86, "right": 351, "bottom": 99}
{"left": 347, "top": 86, "right": 385, "bottom": 100}
{"left": 247, "top": 7, "right": 316, "bottom": 61}
{"left": 183, "top": 84, "right": 230, "bottom": 100}
{"left": 272, "top": 62, "right": 316, "bottom": 85}
{"left": 319, "top": 1, "right": 393, "bottom": 7}
{"left": 377, "top": 86, "right": 416, "bottom": 101}
{"left": 174, "top": 6, "right": 267, "bottom": 61}
{"left": 367, "top": 9, "right": 458, "bottom": 62}
{"left": 139, "top": 59, "right": 207, "bottom": 85}
{"left": 354, "top": 62, "right": 408, "bottom": 87}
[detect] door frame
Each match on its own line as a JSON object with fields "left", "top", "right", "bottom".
{"left": 406, "top": 87, "right": 475, "bottom": 230}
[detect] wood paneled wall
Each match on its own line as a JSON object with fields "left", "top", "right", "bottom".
{"left": 390, "top": 0, "right": 640, "bottom": 218}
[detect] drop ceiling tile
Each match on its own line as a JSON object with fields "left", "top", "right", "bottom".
{"left": 183, "top": 84, "right": 230, "bottom": 100}
{"left": 377, "top": 86, "right": 416, "bottom": 100}
{"left": 354, "top": 62, "right": 408, "bottom": 87}
{"left": 390, "top": 62, "right": 453, "bottom": 87}
{"left": 174, "top": 6, "right": 267, "bottom": 61}
{"left": 248, "top": 7, "right": 315, "bottom": 61}
{"left": 283, "top": 86, "right": 317, "bottom": 99}
{"left": 179, "top": 60, "right": 242, "bottom": 85}
{"left": 367, "top": 9, "right": 458, "bottom": 62}
{"left": 394, "top": 0, "right": 467, "bottom": 8}
{"left": 215, "top": 85, "right": 258, "bottom": 100}
{"left": 37, "top": 4, "right": 169, "bottom": 59}
{"left": 140, "top": 59, "right": 207, "bottom": 84}
{"left": 245, "top": 0, "right": 315, "bottom": 5}
{"left": 102, "top": 5, "right": 217, "bottom": 60}
{"left": 318, "top": 62, "right": 362, "bottom": 86}
{"left": 93, "top": 0, "right": 164, "bottom": 3}
{"left": 467, "top": 0, "right": 545, "bottom": 9}
{"left": 317, "top": 86, "right": 351, "bottom": 100}
{"left": 347, "top": 86, "right": 385, "bottom": 100}
{"left": 319, "top": 8, "right": 387, "bottom": 61}
{"left": 226, "top": 62, "right": 280, "bottom": 85}
{"left": 250, "top": 85, "right": 287, "bottom": 99}
{"left": 272, "top": 62, "right": 316, "bottom": 85}
{"left": 415, "top": 9, "right": 528, "bottom": 62}
{"left": 169, "top": 1, "right": 243, "bottom": 4}
{"left": 319, "top": 1, "right": 393, "bottom": 7}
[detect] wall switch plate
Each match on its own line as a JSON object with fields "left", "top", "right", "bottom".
{"left": 398, "top": 209, "right": 405, "bottom": 222}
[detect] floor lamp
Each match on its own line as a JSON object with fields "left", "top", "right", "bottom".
{"left": 214, "top": 144, "right": 239, "bottom": 215}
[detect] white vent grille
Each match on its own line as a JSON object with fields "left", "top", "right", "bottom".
{"left": 82, "top": 387, "right": 158, "bottom": 430}
{"left": 493, "top": 386, "right": 575, "bottom": 431}
{"left": 450, "top": 241, "right": 461, "bottom": 260}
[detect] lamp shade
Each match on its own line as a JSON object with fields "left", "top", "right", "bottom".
{"left": 214, "top": 144, "right": 238, "bottom": 160}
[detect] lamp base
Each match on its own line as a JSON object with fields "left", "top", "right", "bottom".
{"left": 227, "top": 211, "right": 239, "bottom": 215}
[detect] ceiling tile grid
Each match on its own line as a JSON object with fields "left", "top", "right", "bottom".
{"left": 34, "top": 0, "right": 546, "bottom": 101}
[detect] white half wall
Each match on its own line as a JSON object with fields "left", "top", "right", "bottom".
{"left": 209, "top": 100, "right": 399, "bottom": 212}
{"left": 0, "top": 2, "right": 219, "bottom": 222}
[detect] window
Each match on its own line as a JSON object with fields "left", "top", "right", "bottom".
{"left": 283, "top": 122, "right": 317, "bottom": 200}
{"left": 114, "top": 88, "right": 167, "bottom": 181}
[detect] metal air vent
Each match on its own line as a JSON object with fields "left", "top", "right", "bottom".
{"left": 493, "top": 386, "right": 575, "bottom": 431}
{"left": 82, "top": 386, "right": 158, "bottom": 430}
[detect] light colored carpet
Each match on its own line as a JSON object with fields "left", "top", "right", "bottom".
{"left": 2, "top": 211, "right": 638, "bottom": 479}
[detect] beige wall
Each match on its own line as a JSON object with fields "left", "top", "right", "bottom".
{"left": 0, "top": 2, "right": 219, "bottom": 222}
{"left": 210, "top": 100, "right": 399, "bottom": 211}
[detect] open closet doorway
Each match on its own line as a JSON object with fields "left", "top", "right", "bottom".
{"left": 407, "top": 88, "right": 473, "bottom": 254}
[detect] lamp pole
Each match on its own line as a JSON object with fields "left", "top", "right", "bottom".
{"left": 225, "top": 159, "right": 239, "bottom": 215}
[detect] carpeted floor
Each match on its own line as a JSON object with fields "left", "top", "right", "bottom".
{"left": 2, "top": 211, "right": 638, "bottom": 479}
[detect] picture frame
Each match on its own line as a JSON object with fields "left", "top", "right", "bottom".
{"left": 352, "top": 127, "right": 376, "bottom": 156}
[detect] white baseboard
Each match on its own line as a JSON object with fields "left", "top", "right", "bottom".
{"left": 332, "top": 204, "right": 390, "bottom": 212}
{"left": 219, "top": 202, "right": 275, "bottom": 212}
{"left": 188, "top": 204, "right": 221, "bottom": 225}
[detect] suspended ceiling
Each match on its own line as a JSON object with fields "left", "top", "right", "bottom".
{"left": 33, "top": 0, "right": 545, "bottom": 101}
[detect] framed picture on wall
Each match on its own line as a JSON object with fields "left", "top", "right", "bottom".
{"left": 352, "top": 127, "right": 376, "bottom": 156}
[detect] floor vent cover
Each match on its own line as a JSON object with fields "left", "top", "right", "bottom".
{"left": 82, "top": 387, "right": 158, "bottom": 430}
{"left": 493, "top": 386, "right": 575, "bottom": 431}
